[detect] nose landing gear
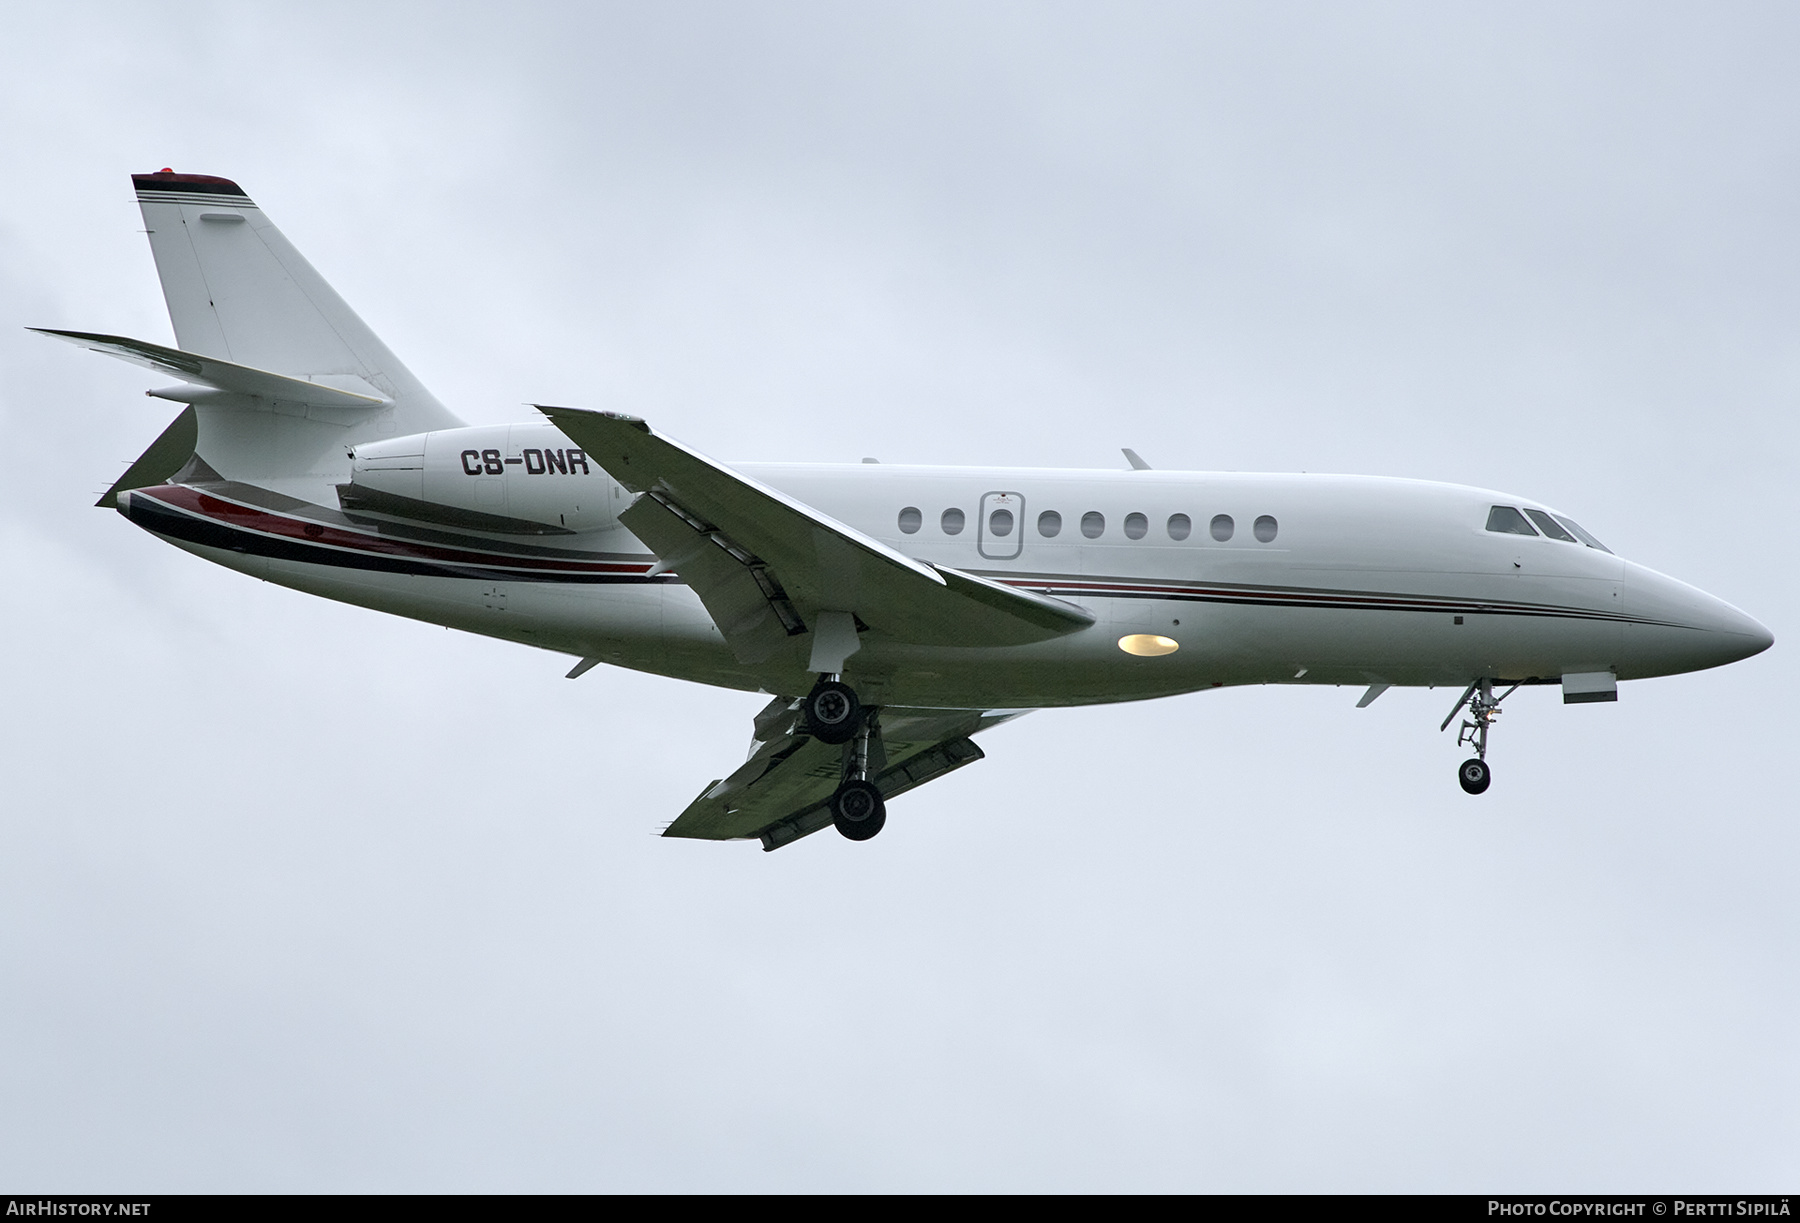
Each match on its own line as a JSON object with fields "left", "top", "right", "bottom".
{"left": 1441, "top": 679, "right": 1516, "bottom": 795}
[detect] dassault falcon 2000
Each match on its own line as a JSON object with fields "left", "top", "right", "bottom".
{"left": 41, "top": 171, "right": 1773, "bottom": 849}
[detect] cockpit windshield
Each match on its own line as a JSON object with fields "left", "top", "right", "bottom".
{"left": 1486, "top": 504, "right": 1613, "bottom": 553}
{"left": 1552, "top": 514, "right": 1612, "bottom": 553}
{"left": 1485, "top": 506, "right": 1537, "bottom": 536}
{"left": 1524, "top": 509, "right": 1577, "bottom": 542}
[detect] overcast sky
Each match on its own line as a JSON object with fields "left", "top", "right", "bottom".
{"left": 1, "top": 1, "right": 1794, "bottom": 1192}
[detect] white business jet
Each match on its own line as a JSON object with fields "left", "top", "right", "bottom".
{"left": 39, "top": 171, "right": 1773, "bottom": 849}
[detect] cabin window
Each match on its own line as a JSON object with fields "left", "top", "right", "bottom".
{"left": 1124, "top": 512, "right": 1148, "bottom": 539}
{"left": 1485, "top": 506, "right": 1538, "bottom": 536}
{"left": 1038, "top": 510, "right": 1062, "bottom": 538}
{"left": 1167, "top": 513, "right": 1191, "bottom": 541}
{"left": 1081, "top": 511, "right": 1106, "bottom": 538}
{"left": 989, "top": 507, "right": 1015, "bottom": 538}
{"left": 1254, "top": 515, "right": 1279, "bottom": 543}
{"left": 1554, "top": 515, "right": 1613, "bottom": 553}
{"left": 1524, "top": 509, "right": 1577, "bottom": 542}
{"left": 897, "top": 506, "right": 922, "bottom": 534}
{"left": 941, "top": 507, "right": 966, "bottom": 535}
{"left": 1210, "top": 514, "right": 1234, "bottom": 542}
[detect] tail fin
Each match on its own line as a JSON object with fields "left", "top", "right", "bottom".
{"left": 132, "top": 171, "right": 460, "bottom": 437}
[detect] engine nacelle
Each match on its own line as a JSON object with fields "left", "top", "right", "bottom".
{"left": 345, "top": 422, "right": 621, "bottom": 534}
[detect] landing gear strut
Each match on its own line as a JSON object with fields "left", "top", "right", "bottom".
{"left": 1440, "top": 679, "right": 1517, "bottom": 795}
{"left": 830, "top": 705, "right": 886, "bottom": 841}
{"left": 804, "top": 672, "right": 887, "bottom": 840}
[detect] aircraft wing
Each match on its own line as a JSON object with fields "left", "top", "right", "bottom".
{"left": 664, "top": 701, "right": 1018, "bottom": 850}
{"left": 31, "top": 329, "right": 389, "bottom": 410}
{"left": 538, "top": 406, "right": 1094, "bottom": 664}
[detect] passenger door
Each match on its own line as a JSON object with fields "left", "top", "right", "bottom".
{"left": 978, "top": 491, "right": 1025, "bottom": 561}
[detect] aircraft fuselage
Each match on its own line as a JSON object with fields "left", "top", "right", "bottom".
{"left": 115, "top": 422, "right": 1770, "bottom": 711}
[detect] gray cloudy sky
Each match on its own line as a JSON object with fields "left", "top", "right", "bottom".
{"left": 1, "top": 1, "right": 1795, "bottom": 1192}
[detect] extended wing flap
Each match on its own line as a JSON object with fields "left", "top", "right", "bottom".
{"left": 31, "top": 329, "right": 389, "bottom": 410}
{"left": 539, "top": 405, "right": 1094, "bottom": 650}
{"left": 752, "top": 735, "right": 985, "bottom": 851}
{"left": 619, "top": 490, "right": 802, "bottom": 664}
{"left": 664, "top": 736, "right": 844, "bottom": 842}
{"left": 663, "top": 707, "right": 987, "bottom": 847}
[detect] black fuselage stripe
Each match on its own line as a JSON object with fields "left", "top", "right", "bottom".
{"left": 146, "top": 486, "right": 657, "bottom": 571}
{"left": 1022, "top": 584, "right": 1643, "bottom": 623}
{"left": 130, "top": 492, "right": 1684, "bottom": 626}
{"left": 1054, "top": 588, "right": 1652, "bottom": 622}
{"left": 129, "top": 497, "right": 659, "bottom": 585}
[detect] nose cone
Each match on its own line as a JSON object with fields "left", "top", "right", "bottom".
{"left": 1623, "top": 564, "right": 1773, "bottom": 678}
{"left": 1706, "top": 603, "right": 1776, "bottom": 666}
{"left": 1736, "top": 610, "right": 1776, "bottom": 659}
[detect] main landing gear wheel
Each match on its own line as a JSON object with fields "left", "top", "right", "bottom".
{"left": 831, "top": 779, "right": 886, "bottom": 840}
{"left": 804, "top": 680, "right": 862, "bottom": 744}
{"left": 1458, "top": 758, "right": 1491, "bottom": 795}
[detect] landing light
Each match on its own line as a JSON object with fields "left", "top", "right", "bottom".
{"left": 1118, "top": 634, "right": 1179, "bottom": 657}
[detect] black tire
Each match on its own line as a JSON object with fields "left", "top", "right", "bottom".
{"left": 804, "top": 680, "right": 862, "bottom": 745}
{"left": 831, "top": 779, "right": 887, "bottom": 841}
{"left": 1458, "top": 758, "right": 1491, "bottom": 795}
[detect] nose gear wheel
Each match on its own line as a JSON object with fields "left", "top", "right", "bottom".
{"left": 1441, "top": 679, "right": 1516, "bottom": 796}
{"left": 1458, "top": 758, "right": 1492, "bottom": 794}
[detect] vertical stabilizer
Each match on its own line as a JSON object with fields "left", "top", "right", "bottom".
{"left": 132, "top": 171, "right": 460, "bottom": 437}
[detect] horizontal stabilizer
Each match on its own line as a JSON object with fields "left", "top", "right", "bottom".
{"left": 32, "top": 329, "right": 389, "bottom": 410}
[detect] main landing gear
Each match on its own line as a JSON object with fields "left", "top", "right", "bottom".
{"left": 1440, "top": 679, "right": 1517, "bottom": 796}
{"left": 831, "top": 777, "right": 885, "bottom": 841}
{"left": 803, "top": 678, "right": 862, "bottom": 745}
{"left": 806, "top": 676, "right": 886, "bottom": 840}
